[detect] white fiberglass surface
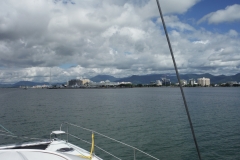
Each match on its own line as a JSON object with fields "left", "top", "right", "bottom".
{"left": 0, "top": 149, "right": 70, "bottom": 160}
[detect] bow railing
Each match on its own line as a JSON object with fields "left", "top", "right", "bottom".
{"left": 60, "top": 122, "right": 159, "bottom": 160}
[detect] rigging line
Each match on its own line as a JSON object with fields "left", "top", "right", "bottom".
{"left": 0, "top": 124, "right": 14, "bottom": 135}
{"left": 155, "top": 0, "right": 202, "bottom": 160}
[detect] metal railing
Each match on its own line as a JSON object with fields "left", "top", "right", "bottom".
{"left": 59, "top": 122, "right": 159, "bottom": 160}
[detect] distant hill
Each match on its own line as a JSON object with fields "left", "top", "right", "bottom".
{"left": 90, "top": 75, "right": 120, "bottom": 82}
{"left": 116, "top": 73, "right": 240, "bottom": 84}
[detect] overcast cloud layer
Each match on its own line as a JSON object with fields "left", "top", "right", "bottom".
{"left": 0, "top": 0, "right": 239, "bottom": 83}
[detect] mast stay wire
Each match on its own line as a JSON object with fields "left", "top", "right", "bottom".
{"left": 0, "top": 124, "right": 14, "bottom": 135}
{"left": 155, "top": 0, "right": 202, "bottom": 160}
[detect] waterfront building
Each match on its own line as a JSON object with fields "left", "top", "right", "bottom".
{"left": 189, "top": 79, "right": 196, "bottom": 86}
{"left": 161, "top": 78, "right": 171, "bottom": 86}
{"left": 197, "top": 77, "right": 210, "bottom": 86}
{"left": 226, "top": 81, "right": 238, "bottom": 86}
{"left": 227, "top": 81, "right": 238, "bottom": 85}
{"left": 68, "top": 79, "right": 90, "bottom": 87}
{"left": 81, "top": 79, "right": 90, "bottom": 85}
{"left": 119, "top": 82, "right": 132, "bottom": 85}
{"left": 68, "top": 79, "right": 81, "bottom": 87}
{"left": 156, "top": 80, "right": 162, "bottom": 86}
{"left": 89, "top": 81, "right": 131, "bottom": 87}
{"left": 32, "top": 84, "right": 49, "bottom": 88}
{"left": 180, "top": 79, "right": 187, "bottom": 86}
{"left": 150, "top": 80, "right": 161, "bottom": 86}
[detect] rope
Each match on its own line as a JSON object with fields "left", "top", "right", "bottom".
{"left": 67, "top": 133, "right": 92, "bottom": 159}
{"left": 155, "top": 0, "right": 202, "bottom": 160}
{"left": 89, "top": 132, "right": 94, "bottom": 159}
{"left": 77, "top": 132, "right": 94, "bottom": 160}
{"left": 68, "top": 133, "right": 121, "bottom": 160}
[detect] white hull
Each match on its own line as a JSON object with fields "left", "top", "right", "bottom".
{"left": 0, "top": 122, "right": 159, "bottom": 160}
{"left": 0, "top": 139, "right": 102, "bottom": 160}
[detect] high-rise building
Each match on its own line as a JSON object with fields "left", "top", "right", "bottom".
{"left": 189, "top": 79, "right": 196, "bottom": 86}
{"left": 161, "top": 78, "right": 171, "bottom": 86}
{"left": 197, "top": 77, "right": 210, "bottom": 86}
{"left": 68, "top": 79, "right": 90, "bottom": 87}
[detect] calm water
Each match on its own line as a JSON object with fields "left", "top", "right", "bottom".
{"left": 0, "top": 87, "right": 239, "bottom": 159}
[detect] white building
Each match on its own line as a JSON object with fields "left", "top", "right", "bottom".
{"left": 197, "top": 77, "right": 210, "bottom": 86}
{"left": 180, "top": 79, "right": 187, "bottom": 86}
{"left": 156, "top": 80, "right": 162, "bottom": 86}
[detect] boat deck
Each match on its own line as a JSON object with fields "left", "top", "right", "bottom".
{"left": 0, "top": 139, "right": 102, "bottom": 160}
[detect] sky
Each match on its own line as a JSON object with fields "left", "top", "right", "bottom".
{"left": 0, "top": 0, "right": 240, "bottom": 83}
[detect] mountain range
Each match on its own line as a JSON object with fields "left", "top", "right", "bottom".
{"left": 1, "top": 73, "right": 240, "bottom": 87}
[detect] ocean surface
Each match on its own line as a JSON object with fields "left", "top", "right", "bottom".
{"left": 0, "top": 87, "right": 239, "bottom": 160}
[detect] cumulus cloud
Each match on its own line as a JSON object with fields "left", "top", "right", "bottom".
{"left": 193, "top": 40, "right": 209, "bottom": 44}
{"left": 198, "top": 4, "right": 240, "bottom": 24}
{"left": 0, "top": 0, "right": 239, "bottom": 83}
{"left": 157, "top": 16, "right": 195, "bottom": 31}
{"left": 228, "top": 29, "right": 238, "bottom": 37}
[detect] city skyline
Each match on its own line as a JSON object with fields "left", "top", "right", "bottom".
{"left": 3, "top": 73, "right": 240, "bottom": 88}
